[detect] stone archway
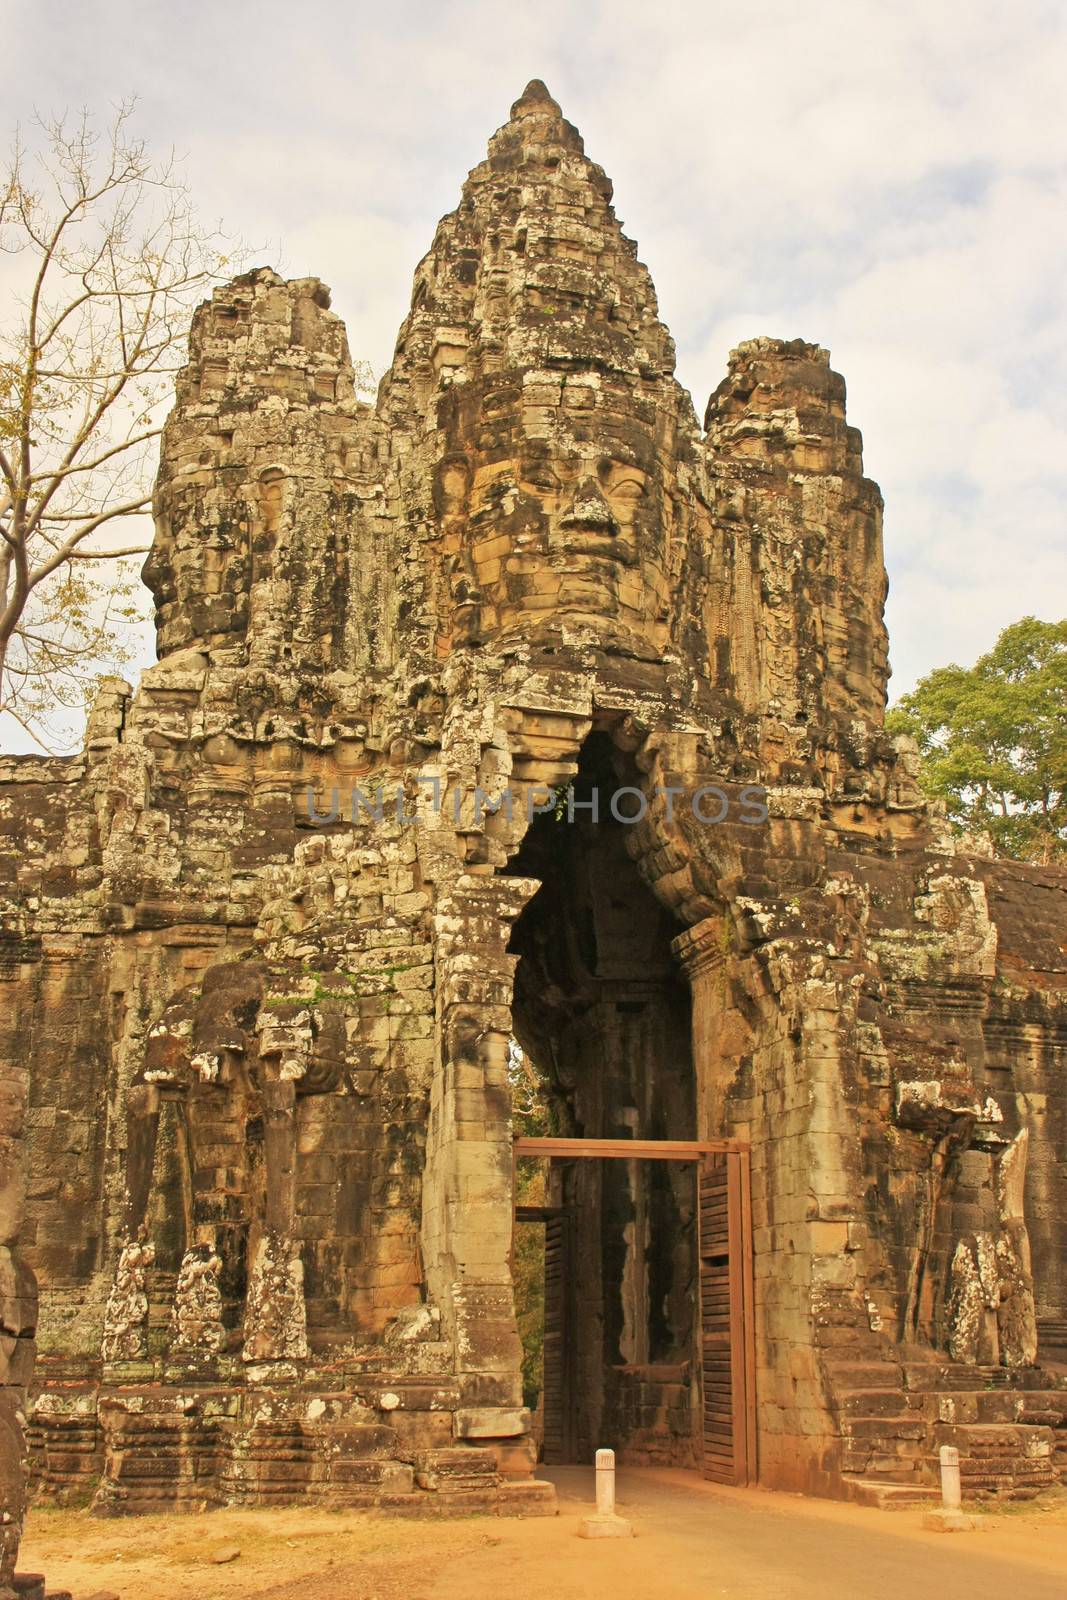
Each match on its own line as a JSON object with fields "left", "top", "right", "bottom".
{"left": 513, "top": 1137, "right": 756, "bottom": 1485}
{"left": 503, "top": 730, "right": 702, "bottom": 1468}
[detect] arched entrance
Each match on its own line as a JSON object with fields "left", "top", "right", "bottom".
{"left": 504, "top": 731, "right": 754, "bottom": 1482}
{"left": 514, "top": 1138, "right": 755, "bottom": 1484}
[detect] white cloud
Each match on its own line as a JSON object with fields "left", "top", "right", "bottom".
{"left": 1, "top": 0, "right": 1064, "bottom": 749}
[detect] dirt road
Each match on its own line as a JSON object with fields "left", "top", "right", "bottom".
{"left": 21, "top": 1466, "right": 1067, "bottom": 1600}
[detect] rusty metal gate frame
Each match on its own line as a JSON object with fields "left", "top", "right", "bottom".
{"left": 511, "top": 1136, "right": 756, "bottom": 1485}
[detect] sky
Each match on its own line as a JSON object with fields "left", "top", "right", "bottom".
{"left": 3, "top": 0, "right": 1065, "bottom": 749}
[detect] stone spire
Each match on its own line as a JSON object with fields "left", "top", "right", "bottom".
{"left": 706, "top": 337, "right": 890, "bottom": 738}
{"left": 144, "top": 269, "right": 365, "bottom": 667}
{"left": 379, "top": 80, "right": 679, "bottom": 425}
{"left": 509, "top": 77, "right": 566, "bottom": 116}
{"left": 375, "top": 84, "right": 696, "bottom": 665}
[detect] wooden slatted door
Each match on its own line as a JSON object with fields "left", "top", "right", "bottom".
{"left": 541, "top": 1210, "right": 569, "bottom": 1464}
{"left": 698, "top": 1152, "right": 756, "bottom": 1484}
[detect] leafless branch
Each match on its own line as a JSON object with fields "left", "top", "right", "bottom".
{"left": 0, "top": 99, "right": 243, "bottom": 743}
{"left": 69, "top": 544, "right": 151, "bottom": 560}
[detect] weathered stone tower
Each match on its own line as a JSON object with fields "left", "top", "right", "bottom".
{"left": 2, "top": 83, "right": 1066, "bottom": 1536}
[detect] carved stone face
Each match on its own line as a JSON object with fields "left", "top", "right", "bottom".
{"left": 142, "top": 485, "right": 251, "bottom": 655}
{"left": 433, "top": 379, "right": 673, "bottom": 658}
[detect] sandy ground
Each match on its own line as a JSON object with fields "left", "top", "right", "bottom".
{"left": 20, "top": 1466, "right": 1067, "bottom": 1600}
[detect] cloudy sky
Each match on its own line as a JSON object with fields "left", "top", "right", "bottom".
{"left": 5, "top": 0, "right": 1065, "bottom": 747}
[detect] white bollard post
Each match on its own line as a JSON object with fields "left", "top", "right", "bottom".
{"left": 922, "top": 1442, "right": 975, "bottom": 1531}
{"left": 577, "top": 1446, "right": 634, "bottom": 1539}
{"left": 939, "top": 1444, "right": 962, "bottom": 1512}
{"left": 595, "top": 1448, "right": 616, "bottom": 1517}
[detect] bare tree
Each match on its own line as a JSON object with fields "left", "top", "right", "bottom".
{"left": 0, "top": 100, "right": 237, "bottom": 748}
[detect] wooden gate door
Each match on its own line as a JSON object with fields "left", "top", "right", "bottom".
{"left": 541, "top": 1208, "right": 570, "bottom": 1465}
{"left": 514, "top": 1137, "right": 756, "bottom": 1480}
{"left": 698, "top": 1151, "right": 756, "bottom": 1484}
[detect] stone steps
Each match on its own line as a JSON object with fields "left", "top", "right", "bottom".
{"left": 837, "top": 1388, "right": 922, "bottom": 1418}
{"left": 841, "top": 1452, "right": 927, "bottom": 1482}
{"left": 903, "top": 1361, "right": 1066, "bottom": 1394}
{"left": 842, "top": 1478, "right": 940, "bottom": 1510}
{"left": 826, "top": 1343, "right": 1067, "bottom": 1504}
{"left": 931, "top": 1389, "right": 1067, "bottom": 1427}
{"left": 841, "top": 1416, "right": 927, "bottom": 1441}
{"left": 28, "top": 1412, "right": 103, "bottom": 1501}
{"left": 94, "top": 1407, "right": 226, "bottom": 1514}
{"left": 827, "top": 1362, "right": 903, "bottom": 1391}
{"left": 823, "top": 1335, "right": 934, "bottom": 1488}
{"left": 934, "top": 1421, "right": 1058, "bottom": 1500}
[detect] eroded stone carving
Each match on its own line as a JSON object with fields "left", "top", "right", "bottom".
{"left": 946, "top": 1132, "right": 1038, "bottom": 1368}
{"left": 2, "top": 79, "right": 1066, "bottom": 1522}
{"left": 0, "top": 1247, "right": 36, "bottom": 1595}
{"left": 101, "top": 1233, "right": 155, "bottom": 1364}
{"left": 0, "top": 972, "right": 37, "bottom": 1593}
{"left": 242, "top": 1233, "right": 308, "bottom": 1363}
{"left": 171, "top": 1245, "right": 226, "bottom": 1357}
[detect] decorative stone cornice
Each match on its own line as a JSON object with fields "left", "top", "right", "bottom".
{"left": 672, "top": 915, "right": 728, "bottom": 982}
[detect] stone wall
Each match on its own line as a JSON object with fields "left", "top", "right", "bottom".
{"left": 1, "top": 80, "right": 1066, "bottom": 1523}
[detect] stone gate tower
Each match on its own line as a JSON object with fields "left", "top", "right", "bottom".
{"left": 2, "top": 82, "right": 1066, "bottom": 1534}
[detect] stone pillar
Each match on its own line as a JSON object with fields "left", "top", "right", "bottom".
{"left": 672, "top": 917, "right": 729, "bottom": 1142}
{"left": 424, "top": 874, "right": 537, "bottom": 1440}
{"left": 242, "top": 1017, "right": 309, "bottom": 1365}
{"left": 674, "top": 913, "right": 858, "bottom": 1495}
{"left": 0, "top": 971, "right": 37, "bottom": 1596}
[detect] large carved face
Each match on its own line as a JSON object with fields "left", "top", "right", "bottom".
{"left": 433, "top": 376, "right": 673, "bottom": 658}
{"left": 142, "top": 479, "right": 253, "bottom": 655}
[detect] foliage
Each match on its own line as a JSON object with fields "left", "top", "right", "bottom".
{"left": 507, "top": 1035, "right": 551, "bottom": 1137}
{"left": 886, "top": 617, "right": 1067, "bottom": 863}
{"left": 507, "top": 1038, "right": 550, "bottom": 1408}
{"left": 0, "top": 101, "right": 238, "bottom": 748}
{"left": 513, "top": 1165, "right": 546, "bottom": 1410}
{"left": 351, "top": 358, "right": 379, "bottom": 406}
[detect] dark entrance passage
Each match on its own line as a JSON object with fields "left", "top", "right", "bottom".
{"left": 504, "top": 731, "right": 755, "bottom": 1483}
{"left": 505, "top": 731, "right": 699, "bottom": 1469}
{"left": 514, "top": 1138, "right": 756, "bottom": 1485}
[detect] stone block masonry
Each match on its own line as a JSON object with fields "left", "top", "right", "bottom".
{"left": 0, "top": 80, "right": 1065, "bottom": 1544}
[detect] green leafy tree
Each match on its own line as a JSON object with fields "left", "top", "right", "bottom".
{"left": 887, "top": 617, "right": 1067, "bottom": 864}
{"left": 507, "top": 1038, "right": 551, "bottom": 1409}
